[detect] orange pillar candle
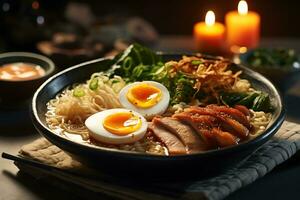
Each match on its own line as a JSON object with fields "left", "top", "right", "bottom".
{"left": 194, "top": 11, "right": 225, "bottom": 54}
{"left": 225, "top": 0, "right": 260, "bottom": 53}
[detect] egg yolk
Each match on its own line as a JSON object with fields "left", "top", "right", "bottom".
{"left": 103, "top": 112, "right": 142, "bottom": 135}
{"left": 126, "top": 83, "right": 162, "bottom": 108}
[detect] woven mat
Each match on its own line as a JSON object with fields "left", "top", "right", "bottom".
{"left": 16, "top": 121, "right": 300, "bottom": 200}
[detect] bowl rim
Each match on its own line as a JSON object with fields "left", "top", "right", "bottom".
{"left": 31, "top": 54, "right": 285, "bottom": 159}
{"left": 0, "top": 52, "right": 56, "bottom": 82}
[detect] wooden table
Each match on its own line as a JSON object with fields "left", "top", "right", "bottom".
{"left": 1, "top": 36, "right": 300, "bottom": 200}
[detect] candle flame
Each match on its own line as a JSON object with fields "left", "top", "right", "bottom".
{"left": 238, "top": 0, "right": 248, "bottom": 15}
{"left": 205, "top": 10, "right": 215, "bottom": 26}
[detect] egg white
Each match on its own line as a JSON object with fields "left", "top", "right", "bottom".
{"left": 118, "top": 81, "right": 170, "bottom": 119}
{"left": 85, "top": 108, "right": 147, "bottom": 144}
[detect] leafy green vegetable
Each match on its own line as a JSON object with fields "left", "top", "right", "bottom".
{"left": 171, "top": 76, "right": 195, "bottom": 105}
{"left": 220, "top": 91, "right": 273, "bottom": 112}
{"left": 89, "top": 78, "right": 98, "bottom": 90}
{"left": 252, "top": 92, "right": 272, "bottom": 112}
{"left": 220, "top": 92, "right": 248, "bottom": 106}
{"left": 73, "top": 87, "right": 85, "bottom": 97}
{"left": 237, "top": 92, "right": 260, "bottom": 108}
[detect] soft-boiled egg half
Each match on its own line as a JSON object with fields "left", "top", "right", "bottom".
{"left": 85, "top": 108, "right": 147, "bottom": 144}
{"left": 119, "top": 81, "right": 170, "bottom": 119}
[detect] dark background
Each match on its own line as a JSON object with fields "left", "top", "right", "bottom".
{"left": 1, "top": 0, "right": 300, "bottom": 37}
{"left": 0, "top": 0, "right": 299, "bottom": 60}
{"left": 84, "top": 0, "right": 300, "bottom": 37}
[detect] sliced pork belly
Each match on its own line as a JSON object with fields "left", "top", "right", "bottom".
{"left": 174, "top": 113, "right": 237, "bottom": 148}
{"left": 207, "top": 105, "right": 252, "bottom": 129}
{"left": 148, "top": 122, "right": 186, "bottom": 155}
{"left": 173, "top": 113, "right": 217, "bottom": 130}
{"left": 154, "top": 117, "right": 207, "bottom": 153}
{"left": 211, "top": 128, "right": 238, "bottom": 147}
{"left": 219, "top": 117, "right": 249, "bottom": 139}
{"left": 185, "top": 107, "right": 249, "bottom": 139}
{"left": 174, "top": 113, "right": 217, "bottom": 147}
{"left": 234, "top": 105, "right": 251, "bottom": 116}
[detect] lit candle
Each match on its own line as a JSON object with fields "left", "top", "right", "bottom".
{"left": 194, "top": 10, "right": 225, "bottom": 54}
{"left": 225, "top": 0, "right": 260, "bottom": 53}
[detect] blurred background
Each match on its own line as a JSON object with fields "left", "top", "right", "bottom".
{"left": 0, "top": 0, "right": 300, "bottom": 68}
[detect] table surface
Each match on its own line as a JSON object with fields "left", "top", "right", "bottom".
{"left": 1, "top": 36, "right": 300, "bottom": 200}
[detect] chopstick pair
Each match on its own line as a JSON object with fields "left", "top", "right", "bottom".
{"left": 1, "top": 152, "right": 175, "bottom": 200}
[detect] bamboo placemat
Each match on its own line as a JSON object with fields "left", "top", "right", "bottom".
{"left": 6, "top": 121, "right": 300, "bottom": 200}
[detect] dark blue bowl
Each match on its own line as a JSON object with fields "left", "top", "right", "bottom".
{"left": 31, "top": 54, "right": 285, "bottom": 180}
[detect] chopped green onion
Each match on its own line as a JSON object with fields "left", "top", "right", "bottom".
{"left": 111, "top": 79, "right": 120, "bottom": 84}
{"left": 123, "top": 57, "right": 133, "bottom": 71}
{"left": 132, "top": 65, "right": 144, "bottom": 78}
{"left": 73, "top": 87, "right": 85, "bottom": 97}
{"left": 191, "top": 60, "right": 202, "bottom": 66}
{"left": 89, "top": 78, "right": 98, "bottom": 90}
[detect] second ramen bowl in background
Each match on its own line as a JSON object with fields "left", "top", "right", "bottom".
{"left": 0, "top": 52, "right": 55, "bottom": 106}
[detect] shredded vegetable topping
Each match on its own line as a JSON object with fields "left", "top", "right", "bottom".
{"left": 164, "top": 55, "right": 242, "bottom": 102}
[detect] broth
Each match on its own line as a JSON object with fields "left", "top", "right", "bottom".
{"left": 0, "top": 62, "right": 46, "bottom": 81}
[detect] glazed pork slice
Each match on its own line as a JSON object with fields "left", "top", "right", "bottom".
{"left": 185, "top": 107, "right": 249, "bottom": 139}
{"left": 207, "top": 105, "right": 252, "bottom": 129}
{"left": 234, "top": 105, "right": 251, "bottom": 116}
{"left": 154, "top": 117, "right": 207, "bottom": 153}
{"left": 148, "top": 122, "right": 186, "bottom": 155}
{"left": 211, "top": 128, "right": 238, "bottom": 147}
{"left": 174, "top": 113, "right": 237, "bottom": 148}
{"left": 219, "top": 117, "right": 249, "bottom": 139}
{"left": 174, "top": 113, "right": 217, "bottom": 147}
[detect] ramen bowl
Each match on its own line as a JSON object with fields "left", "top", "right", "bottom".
{"left": 31, "top": 54, "right": 285, "bottom": 180}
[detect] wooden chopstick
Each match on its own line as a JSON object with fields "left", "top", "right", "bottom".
{"left": 2, "top": 152, "right": 58, "bottom": 171}
{"left": 1, "top": 152, "right": 114, "bottom": 181}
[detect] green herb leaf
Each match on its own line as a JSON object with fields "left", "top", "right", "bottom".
{"left": 220, "top": 91, "right": 273, "bottom": 112}
{"left": 252, "top": 92, "right": 272, "bottom": 112}
{"left": 220, "top": 92, "right": 248, "bottom": 106}
{"left": 237, "top": 92, "right": 260, "bottom": 107}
